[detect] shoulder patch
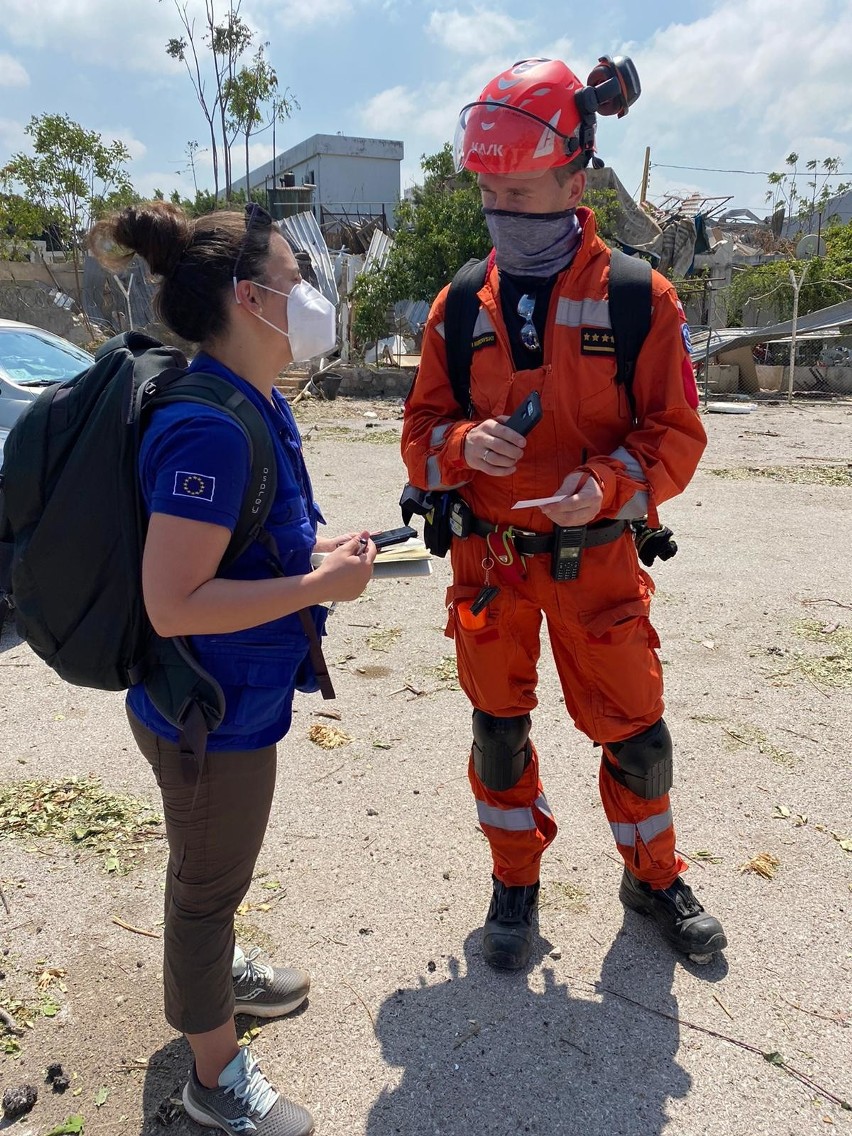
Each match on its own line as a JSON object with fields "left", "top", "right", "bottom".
{"left": 173, "top": 471, "right": 216, "bottom": 502}
{"left": 581, "top": 327, "right": 615, "bottom": 355}
{"left": 681, "top": 322, "right": 693, "bottom": 354}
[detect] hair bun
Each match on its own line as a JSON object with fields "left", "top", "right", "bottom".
{"left": 89, "top": 201, "right": 193, "bottom": 276}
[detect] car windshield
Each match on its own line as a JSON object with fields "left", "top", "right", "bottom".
{"left": 0, "top": 329, "right": 92, "bottom": 386}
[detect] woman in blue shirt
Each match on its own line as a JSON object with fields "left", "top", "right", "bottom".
{"left": 89, "top": 200, "right": 376, "bottom": 1136}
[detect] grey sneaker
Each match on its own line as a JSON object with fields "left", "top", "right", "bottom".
{"left": 182, "top": 1046, "right": 314, "bottom": 1136}
{"left": 232, "top": 947, "right": 310, "bottom": 1018}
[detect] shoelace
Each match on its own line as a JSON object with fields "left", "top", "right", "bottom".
{"left": 235, "top": 947, "right": 273, "bottom": 989}
{"left": 494, "top": 884, "right": 535, "bottom": 923}
{"left": 665, "top": 881, "right": 704, "bottom": 919}
{"left": 226, "top": 1049, "right": 279, "bottom": 1118}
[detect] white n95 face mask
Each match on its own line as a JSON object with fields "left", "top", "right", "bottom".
{"left": 233, "top": 276, "right": 337, "bottom": 361}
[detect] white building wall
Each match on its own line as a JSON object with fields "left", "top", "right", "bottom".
{"left": 231, "top": 133, "right": 403, "bottom": 224}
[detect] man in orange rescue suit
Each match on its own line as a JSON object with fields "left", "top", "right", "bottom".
{"left": 401, "top": 55, "right": 727, "bottom": 970}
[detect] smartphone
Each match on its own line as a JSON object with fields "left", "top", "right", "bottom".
{"left": 504, "top": 391, "right": 542, "bottom": 437}
{"left": 371, "top": 525, "right": 418, "bottom": 550}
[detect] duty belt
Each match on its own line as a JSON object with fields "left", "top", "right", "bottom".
{"left": 468, "top": 515, "right": 627, "bottom": 556}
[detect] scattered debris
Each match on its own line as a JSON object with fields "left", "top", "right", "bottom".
{"left": 740, "top": 852, "right": 780, "bottom": 879}
{"left": 2, "top": 1083, "right": 38, "bottom": 1120}
{"left": 312, "top": 708, "right": 343, "bottom": 721}
{"left": 154, "top": 1094, "right": 184, "bottom": 1126}
{"left": 46, "top": 1063, "right": 69, "bottom": 1090}
{"left": 366, "top": 627, "right": 402, "bottom": 652}
{"left": 429, "top": 656, "right": 459, "bottom": 686}
{"left": 793, "top": 620, "right": 852, "bottom": 688}
{"left": 453, "top": 1020, "right": 481, "bottom": 1049}
{"left": 540, "top": 881, "right": 589, "bottom": 912}
{"left": 308, "top": 723, "right": 351, "bottom": 750}
{"left": 0, "top": 776, "right": 163, "bottom": 872}
{"left": 710, "top": 466, "right": 852, "bottom": 487}
{"left": 112, "top": 915, "right": 161, "bottom": 938}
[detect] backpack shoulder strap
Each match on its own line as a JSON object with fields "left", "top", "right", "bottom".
{"left": 608, "top": 249, "right": 652, "bottom": 423}
{"left": 148, "top": 374, "right": 278, "bottom": 569}
{"left": 444, "top": 256, "right": 489, "bottom": 416}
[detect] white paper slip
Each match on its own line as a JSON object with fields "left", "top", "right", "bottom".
{"left": 512, "top": 494, "right": 567, "bottom": 509}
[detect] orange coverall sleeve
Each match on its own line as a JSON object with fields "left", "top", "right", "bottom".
{"left": 401, "top": 285, "right": 476, "bottom": 491}
{"left": 579, "top": 278, "right": 707, "bottom": 527}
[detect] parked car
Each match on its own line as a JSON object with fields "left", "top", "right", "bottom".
{"left": 0, "top": 319, "right": 93, "bottom": 456}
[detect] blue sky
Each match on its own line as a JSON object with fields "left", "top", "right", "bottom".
{"left": 1, "top": 0, "right": 850, "bottom": 218}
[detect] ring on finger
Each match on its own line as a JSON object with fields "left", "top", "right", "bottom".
{"left": 484, "top": 448, "right": 491, "bottom": 462}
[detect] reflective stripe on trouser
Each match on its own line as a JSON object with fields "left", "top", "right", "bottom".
{"left": 468, "top": 743, "right": 557, "bottom": 887}
{"left": 598, "top": 756, "right": 686, "bottom": 889}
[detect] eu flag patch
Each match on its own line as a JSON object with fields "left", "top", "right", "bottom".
{"left": 173, "top": 471, "right": 216, "bottom": 502}
{"left": 581, "top": 327, "right": 615, "bottom": 355}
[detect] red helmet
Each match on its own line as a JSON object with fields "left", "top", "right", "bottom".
{"left": 454, "top": 56, "right": 640, "bottom": 177}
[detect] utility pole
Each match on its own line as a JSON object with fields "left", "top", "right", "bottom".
{"left": 640, "top": 146, "right": 651, "bottom": 203}
{"left": 787, "top": 263, "right": 809, "bottom": 405}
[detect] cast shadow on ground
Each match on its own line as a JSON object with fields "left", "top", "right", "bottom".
{"left": 367, "top": 917, "right": 728, "bottom": 1136}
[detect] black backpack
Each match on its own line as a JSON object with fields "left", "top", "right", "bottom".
{"left": 401, "top": 250, "right": 674, "bottom": 560}
{"left": 443, "top": 248, "right": 652, "bottom": 420}
{"left": 0, "top": 330, "right": 330, "bottom": 759}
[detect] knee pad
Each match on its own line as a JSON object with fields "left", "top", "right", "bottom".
{"left": 472, "top": 710, "right": 532, "bottom": 792}
{"left": 605, "top": 718, "right": 673, "bottom": 800}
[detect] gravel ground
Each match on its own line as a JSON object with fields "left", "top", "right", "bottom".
{"left": 1, "top": 397, "right": 850, "bottom": 1136}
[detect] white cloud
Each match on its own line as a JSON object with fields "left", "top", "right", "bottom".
{"left": 0, "top": 54, "right": 30, "bottom": 87}
{"left": 0, "top": 117, "right": 29, "bottom": 155}
{"left": 617, "top": 0, "right": 852, "bottom": 202}
{"left": 102, "top": 129, "right": 148, "bottom": 162}
{"left": 426, "top": 7, "right": 529, "bottom": 56}
{"left": 2, "top": 0, "right": 199, "bottom": 74}
{"left": 359, "top": 86, "right": 419, "bottom": 135}
{"left": 269, "top": 0, "right": 355, "bottom": 29}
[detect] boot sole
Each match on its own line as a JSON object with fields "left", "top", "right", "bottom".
{"left": 233, "top": 990, "right": 309, "bottom": 1017}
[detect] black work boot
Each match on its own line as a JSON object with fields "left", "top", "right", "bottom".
{"left": 482, "top": 876, "right": 539, "bottom": 970}
{"left": 619, "top": 869, "right": 727, "bottom": 962}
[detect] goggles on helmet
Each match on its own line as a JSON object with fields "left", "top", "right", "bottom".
{"left": 454, "top": 101, "right": 581, "bottom": 177}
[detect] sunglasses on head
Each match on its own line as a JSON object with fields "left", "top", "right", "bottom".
{"left": 233, "top": 201, "right": 275, "bottom": 282}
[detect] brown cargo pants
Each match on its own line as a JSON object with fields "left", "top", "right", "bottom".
{"left": 127, "top": 709, "right": 277, "bottom": 1034}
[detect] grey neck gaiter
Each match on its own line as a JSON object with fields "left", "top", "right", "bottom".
{"left": 484, "top": 208, "right": 581, "bottom": 278}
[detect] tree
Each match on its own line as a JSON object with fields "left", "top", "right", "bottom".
{"left": 0, "top": 190, "right": 53, "bottom": 260}
{"left": 765, "top": 152, "right": 851, "bottom": 235}
{"left": 165, "top": 0, "right": 272, "bottom": 202}
{"left": 726, "top": 219, "right": 852, "bottom": 326}
{"left": 226, "top": 46, "right": 298, "bottom": 196}
{"left": 1, "top": 113, "right": 132, "bottom": 296}
{"left": 350, "top": 144, "right": 490, "bottom": 346}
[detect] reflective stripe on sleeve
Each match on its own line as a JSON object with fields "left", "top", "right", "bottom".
{"left": 431, "top": 423, "right": 451, "bottom": 448}
{"left": 436, "top": 322, "right": 446, "bottom": 340}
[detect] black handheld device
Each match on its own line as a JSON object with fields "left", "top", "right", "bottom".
{"left": 504, "top": 391, "right": 542, "bottom": 437}
{"left": 371, "top": 525, "right": 418, "bottom": 550}
{"left": 551, "top": 525, "right": 585, "bottom": 581}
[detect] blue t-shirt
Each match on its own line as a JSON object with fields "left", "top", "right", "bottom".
{"left": 127, "top": 352, "right": 325, "bottom": 750}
